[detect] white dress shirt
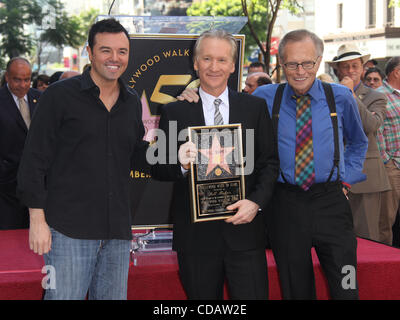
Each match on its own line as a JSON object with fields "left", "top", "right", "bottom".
{"left": 199, "top": 87, "right": 230, "bottom": 125}
{"left": 7, "top": 84, "right": 28, "bottom": 110}
{"left": 181, "top": 86, "right": 230, "bottom": 174}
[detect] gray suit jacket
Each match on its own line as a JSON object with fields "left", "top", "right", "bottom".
{"left": 351, "top": 83, "right": 391, "bottom": 193}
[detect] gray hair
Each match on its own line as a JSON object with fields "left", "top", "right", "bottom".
{"left": 193, "top": 29, "right": 238, "bottom": 63}
{"left": 278, "top": 29, "right": 324, "bottom": 62}
{"left": 385, "top": 56, "right": 400, "bottom": 76}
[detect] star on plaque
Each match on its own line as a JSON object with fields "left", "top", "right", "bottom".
{"left": 198, "top": 134, "right": 235, "bottom": 177}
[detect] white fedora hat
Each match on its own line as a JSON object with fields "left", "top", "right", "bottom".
{"left": 327, "top": 43, "right": 371, "bottom": 68}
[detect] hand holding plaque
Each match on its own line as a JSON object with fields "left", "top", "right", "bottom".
{"left": 178, "top": 141, "right": 197, "bottom": 170}
{"left": 187, "top": 124, "right": 245, "bottom": 223}
{"left": 225, "top": 199, "right": 260, "bottom": 225}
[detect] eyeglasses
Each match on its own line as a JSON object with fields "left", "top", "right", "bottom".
{"left": 282, "top": 57, "right": 320, "bottom": 70}
{"left": 365, "top": 77, "right": 381, "bottom": 82}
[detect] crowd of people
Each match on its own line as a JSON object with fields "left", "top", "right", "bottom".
{"left": 0, "top": 17, "right": 399, "bottom": 300}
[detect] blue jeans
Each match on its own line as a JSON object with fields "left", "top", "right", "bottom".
{"left": 43, "top": 228, "right": 131, "bottom": 300}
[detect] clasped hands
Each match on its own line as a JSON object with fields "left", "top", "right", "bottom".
{"left": 178, "top": 141, "right": 259, "bottom": 225}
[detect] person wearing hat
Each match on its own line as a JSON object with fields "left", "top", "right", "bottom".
{"left": 328, "top": 44, "right": 390, "bottom": 243}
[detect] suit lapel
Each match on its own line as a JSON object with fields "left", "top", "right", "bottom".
{"left": 27, "top": 90, "right": 39, "bottom": 115}
{"left": 190, "top": 98, "right": 206, "bottom": 126}
{"left": 3, "top": 86, "right": 28, "bottom": 132}
{"left": 355, "top": 82, "right": 369, "bottom": 101}
{"left": 228, "top": 89, "right": 241, "bottom": 125}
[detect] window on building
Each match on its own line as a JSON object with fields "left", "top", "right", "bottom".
{"left": 386, "top": 0, "right": 395, "bottom": 26}
{"left": 337, "top": 3, "right": 343, "bottom": 28}
{"left": 367, "top": 0, "right": 376, "bottom": 28}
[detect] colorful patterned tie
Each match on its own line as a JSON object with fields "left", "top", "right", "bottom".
{"left": 214, "top": 99, "right": 224, "bottom": 125}
{"left": 294, "top": 94, "right": 315, "bottom": 191}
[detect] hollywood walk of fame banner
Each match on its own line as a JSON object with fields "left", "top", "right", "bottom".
{"left": 188, "top": 124, "right": 245, "bottom": 223}
{"left": 120, "top": 34, "right": 245, "bottom": 228}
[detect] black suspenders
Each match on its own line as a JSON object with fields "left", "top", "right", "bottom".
{"left": 271, "top": 82, "right": 340, "bottom": 184}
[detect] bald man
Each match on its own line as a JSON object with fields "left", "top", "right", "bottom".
{"left": 0, "top": 58, "right": 41, "bottom": 229}
{"left": 243, "top": 72, "right": 272, "bottom": 94}
{"left": 59, "top": 70, "right": 80, "bottom": 80}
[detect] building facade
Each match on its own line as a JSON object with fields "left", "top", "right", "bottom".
{"left": 314, "top": 0, "right": 400, "bottom": 72}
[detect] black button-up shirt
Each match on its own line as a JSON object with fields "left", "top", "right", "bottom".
{"left": 17, "top": 70, "right": 148, "bottom": 240}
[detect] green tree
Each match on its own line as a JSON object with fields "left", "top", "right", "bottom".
{"left": 0, "top": 0, "right": 42, "bottom": 59}
{"left": 0, "top": 0, "right": 97, "bottom": 71}
{"left": 187, "top": 0, "right": 302, "bottom": 76}
{"left": 36, "top": 6, "right": 99, "bottom": 71}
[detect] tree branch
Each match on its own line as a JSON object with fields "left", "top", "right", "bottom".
{"left": 241, "top": 0, "right": 266, "bottom": 58}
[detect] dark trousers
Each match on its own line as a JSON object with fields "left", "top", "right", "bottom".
{"left": 268, "top": 182, "right": 359, "bottom": 300}
{"left": 177, "top": 247, "right": 268, "bottom": 300}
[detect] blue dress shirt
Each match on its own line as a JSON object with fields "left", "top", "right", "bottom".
{"left": 253, "top": 79, "right": 368, "bottom": 186}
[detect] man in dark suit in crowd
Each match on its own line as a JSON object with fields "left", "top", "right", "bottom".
{"left": 151, "top": 29, "right": 279, "bottom": 299}
{"left": 0, "top": 57, "right": 40, "bottom": 229}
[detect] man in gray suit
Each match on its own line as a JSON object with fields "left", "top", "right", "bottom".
{"left": 328, "top": 44, "right": 390, "bottom": 243}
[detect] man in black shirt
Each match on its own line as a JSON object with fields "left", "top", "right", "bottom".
{"left": 17, "top": 19, "right": 148, "bottom": 299}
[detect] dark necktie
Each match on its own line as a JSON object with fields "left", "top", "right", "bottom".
{"left": 294, "top": 94, "right": 315, "bottom": 191}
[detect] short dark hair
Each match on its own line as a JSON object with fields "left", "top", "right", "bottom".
{"left": 249, "top": 61, "right": 266, "bottom": 72}
{"left": 365, "top": 59, "right": 378, "bottom": 66}
{"left": 385, "top": 56, "right": 400, "bottom": 76}
{"left": 88, "top": 18, "right": 130, "bottom": 50}
{"left": 32, "top": 74, "right": 50, "bottom": 88}
{"left": 257, "top": 76, "right": 272, "bottom": 86}
{"left": 364, "top": 67, "right": 385, "bottom": 81}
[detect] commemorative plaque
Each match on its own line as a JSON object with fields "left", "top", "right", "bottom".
{"left": 188, "top": 124, "right": 245, "bottom": 223}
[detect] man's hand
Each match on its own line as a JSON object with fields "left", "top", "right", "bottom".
{"left": 29, "top": 208, "right": 51, "bottom": 255}
{"left": 176, "top": 87, "right": 200, "bottom": 103}
{"left": 178, "top": 141, "right": 197, "bottom": 170}
{"left": 340, "top": 76, "right": 354, "bottom": 91}
{"left": 225, "top": 199, "right": 260, "bottom": 225}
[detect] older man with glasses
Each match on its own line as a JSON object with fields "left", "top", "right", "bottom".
{"left": 253, "top": 29, "right": 368, "bottom": 300}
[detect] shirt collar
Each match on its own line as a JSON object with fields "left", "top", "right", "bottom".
{"left": 80, "top": 67, "right": 129, "bottom": 101}
{"left": 353, "top": 81, "right": 362, "bottom": 92}
{"left": 7, "top": 83, "right": 27, "bottom": 102}
{"left": 199, "top": 86, "right": 229, "bottom": 112}
{"left": 287, "top": 79, "right": 320, "bottom": 101}
{"left": 383, "top": 79, "right": 400, "bottom": 96}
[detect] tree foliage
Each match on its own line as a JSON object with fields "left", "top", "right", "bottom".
{"left": 0, "top": 0, "right": 42, "bottom": 61}
{"left": 187, "top": 0, "right": 303, "bottom": 75}
{"left": 0, "top": 0, "right": 98, "bottom": 70}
